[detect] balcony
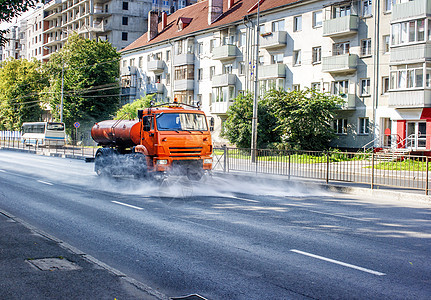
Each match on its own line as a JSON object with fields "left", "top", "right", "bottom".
{"left": 259, "top": 31, "right": 287, "bottom": 49}
{"left": 174, "top": 80, "right": 194, "bottom": 91}
{"left": 323, "top": 15, "right": 359, "bottom": 38}
{"left": 212, "top": 74, "right": 237, "bottom": 87}
{"left": 259, "top": 64, "right": 286, "bottom": 79}
{"left": 390, "top": 43, "right": 431, "bottom": 64}
{"left": 92, "top": 9, "right": 111, "bottom": 17}
{"left": 337, "top": 94, "right": 356, "bottom": 110}
{"left": 210, "top": 102, "right": 234, "bottom": 114}
{"left": 392, "top": 0, "right": 431, "bottom": 23}
{"left": 389, "top": 89, "right": 431, "bottom": 108}
{"left": 322, "top": 54, "right": 358, "bottom": 74}
{"left": 120, "top": 66, "right": 137, "bottom": 76}
{"left": 173, "top": 53, "right": 194, "bottom": 66}
{"left": 212, "top": 45, "right": 237, "bottom": 61}
{"left": 148, "top": 60, "right": 165, "bottom": 73}
{"left": 147, "top": 83, "right": 165, "bottom": 94}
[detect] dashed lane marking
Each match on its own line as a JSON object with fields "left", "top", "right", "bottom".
{"left": 290, "top": 249, "right": 386, "bottom": 276}
{"left": 111, "top": 201, "right": 144, "bottom": 210}
{"left": 37, "top": 180, "right": 53, "bottom": 186}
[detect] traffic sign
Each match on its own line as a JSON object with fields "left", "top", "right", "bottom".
{"left": 74, "top": 122, "right": 80, "bottom": 128}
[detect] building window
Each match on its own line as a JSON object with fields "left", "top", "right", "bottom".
{"left": 333, "top": 4, "right": 351, "bottom": 18}
{"left": 333, "top": 80, "right": 349, "bottom": 95}
{"left": 362, "top": 0, "right": 372, "bottom": 17}
{"left": 210, "top": 39, "right": 216, "bottom": 52}
{"left": 391, "top": 19, "right": 425, "bottom": 46}
{"left": 210, "top": 66, "right": 215, "bottom": 78}
{"left": 198, "top": 68, "right": 203, "bottom": 81}
{"left": 383, "top": 35, "right": 390, "bottom": 54}
{"left": 359, "top": 118, "right": 370, "bottom": 135}
{"left": 361, "top": 39, "right": 372, "bottom": 56}
{"left": 174, "top": 65, "right": 194, "bottom": 80}
{"left": 382, "top": 76, "right": 389, "bottom": 94}
{"left": 334, "top": 119, "right": 348, "bottom": 135}
{"left": 271, "top": 53, "right": 283, "bottom": 64}
{"left": 333, "top": 42, "right": 350, "bottom": 55}
{"left": 258, "top": 56, "right": 264, "bottom": 65}
{"left": 292, "top": 84, "right": 300, "bottom": 91}
{"left": 259, "top": 24, "right": 266, "bottom": 34}
{"left": 123, "top": 1, "right": 128, "bottom": 10}
{"left": 272, "top": 19, "right": 285, "bottom": 32}
{"left": 360, "top": 78, "right": 371, "bottom": 96}
{"left": 385, "top": 0, "right": 395, "bottom": 12}
{"left": 293, "top": 50, "right": 301, "bottom": 66}
{"left": 197, "top": 42, "right": 203, "bottom": 55}
{"left": 122, "top": 32, "right": 128, "bottom": 41}
{"left": 166, "top": 73, "right": 170, "bottom": 85}
{"left": 311, "top": 82, "right": 321, "bottom": 91}
{"left": 312, "top": 46, "right": 321, "bottom": 64}
{"left": 239, "top": 61, "right": 245, "bottom": 75}
{"left": 122, "top": 17, "right": 128, "bottom": 26}
{"left": 166, "top": 50, "right": 170, "bottom": 61}
{"left": 313, "top": 11, "right": 322, "bottom": 28}
{"left": 239, "top": 32, "right": 246, "bottom": 47}
{"left": 223, "top": 64, "right": 233, "bottom": 74}
{"left": 138, "top": 56, "right": 143, "bottom": 68}
{"left": 293, "top": 15, "right": 302, "bottom": 32}
{"left": 390, "top": 66, "right": 424, "bottom": 90}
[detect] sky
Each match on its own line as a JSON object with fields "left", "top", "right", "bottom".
{"left": 0, "top": 6, "right": 36, "bottom": 31}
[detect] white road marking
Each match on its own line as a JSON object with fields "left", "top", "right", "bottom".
{"left": 111, "top": 201, "right": 143, "bottom": 210}
{"left": 0, "top": 170, "right": 6, "bottom": 173}
{"left": 290, "top": 249, "right": 386, "bottom": 276}
{"left": 37, "top": 180, "right": 53, "bottom": 186}
{"left": 230, "top": 196, "right": 259, "bottom": 203}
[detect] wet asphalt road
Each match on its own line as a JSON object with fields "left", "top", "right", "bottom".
{"left": 0, "top": 150, "right": 431, "bottom": 299}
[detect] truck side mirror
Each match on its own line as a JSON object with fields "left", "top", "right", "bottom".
{"left": 137, "top": 110, "right": 143, "bottom": 120}
{"left": 142, "top": 116, "right": 151, "bottom": 131}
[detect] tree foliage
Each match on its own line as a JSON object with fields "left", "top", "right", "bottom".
{"left": 222, "top": 93, "right": 280, "bottom": 149}
{"left": 0, "top": 0, "right": 42, "bottom": 46}
{"left": 0, "top": 58, "right": 48, "bottom": 130}
{"left": 115, "top": 94, "right": 153, "bottom": 120}
{"left": 265, "top": 88, "right": 343, "bottom": 150}
{"left": 44, "top": 33, "right": 121, "bottom": 136}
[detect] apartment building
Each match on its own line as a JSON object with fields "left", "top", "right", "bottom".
{"left": 1, "top": 26, "right": 21, "bottom": 61}
{"left": 120, "top": 0, "right": 431, "bottom": 151}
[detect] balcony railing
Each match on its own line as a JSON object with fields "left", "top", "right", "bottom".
{"left": 212, "top": 45, "right": 237, "bottom": 61}
{"left": 323, "top": 15, "right": 359, "bottom": 37}
{"left": 392, "top": 0, "right": 431, "bottom": 22}
{"left": 174, "top": 79, "right": 194, "bottom": 91}
{"left": 210, "top": 101, "right": 234, "bottom": 114}
{"left": 212, "top": 74, "right": 237, "bottom": 87}
{"left": 148, "top": 60, "right": 165, "bottom": 72}
{"left": 338, "top": 94, "right": 356, "bottom": 110}
{"left": 259, "top": 64, "right": 286, "bottom": 79}
{"left": 390, "top": 43, "right": 431, "bottom": 64}
{"left": 322, "top": 54, "right": 358, "bottom": 73}
{"left": 259, "top": 31, "right": 287, "bottom": 49}
{"left": 120, "top": 66, "right": 137, "bottom": 75}
{"left": 173, "top": 53, "right": 194, "bottom": 66}
{"left": 147, "top": 83, "right": 165, "bottom": 94}
{"left": 389, "top": 89, "right": 431, "bottom": 108}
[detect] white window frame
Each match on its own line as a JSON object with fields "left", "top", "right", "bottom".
{"left": 359, "top": 118, "right": 370, "bottom": 135}
{"left": 313, "top": 11, "right": 323, "bottom": 28}
{"left": 360, "top": 78, "right": 371, "bottom": 96}
{"left": 362, "top": 0, "right": 372, "bottom": 17}
{"left": 312, "top": 46, "right": 321, "bottom": 64}
{"left": 293, "top": 50, "right": 301, "bottom": 66}
{"left": 293, "top": 15, "right": 302, "bottom": 32}
{"left": 361, "top": 39, "right": 372, "bottom": 56}
{"left": 334, "top": 119, "right": 348, "bottom": 135}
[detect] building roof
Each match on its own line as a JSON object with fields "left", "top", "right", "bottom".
{"left": 121, "top": 0, "right": 302, "bottom": 53}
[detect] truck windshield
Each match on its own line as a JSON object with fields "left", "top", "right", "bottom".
{"left": 156, "top": 113, "right": 208, "bottom": 131}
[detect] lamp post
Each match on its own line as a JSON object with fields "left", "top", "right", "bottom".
{"left": 60, "top": 61, "right": 64, "bottom": 123}
{"left": 251, "top": 0, "right": 260, "bottom": 163}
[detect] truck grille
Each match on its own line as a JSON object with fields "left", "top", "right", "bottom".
{"left": 169, "top": 147, "right": 203, "bottom": 157}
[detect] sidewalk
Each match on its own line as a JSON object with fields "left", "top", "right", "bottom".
{"left": 0, "top": 210, "right": 168, "bottom": 300}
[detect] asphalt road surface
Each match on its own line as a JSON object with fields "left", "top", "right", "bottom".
{"left": 0, "top": 150, "right": 430, "bottom": 299}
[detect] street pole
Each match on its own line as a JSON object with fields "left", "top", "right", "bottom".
{"left": 60, "top": 62, "right": 64, "bottom": 123}
{"left": 251, "top": 0, "right": 260, "bottom": 163}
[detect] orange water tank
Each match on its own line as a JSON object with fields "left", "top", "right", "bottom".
{"left": 91, "top": 120, "right": 141, "bottom": 147}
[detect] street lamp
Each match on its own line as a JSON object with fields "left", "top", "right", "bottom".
{"left": 251, "top": 0, "right": 260, "bottom": 163}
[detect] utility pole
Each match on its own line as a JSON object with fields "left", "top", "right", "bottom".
{"left": 251, "top": 0, "right": 260, "bottom": 163}
{"left": 60, "top": 62, "right": 64, "bottom": 123}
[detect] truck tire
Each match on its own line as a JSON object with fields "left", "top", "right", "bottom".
{"left": 131, "top": 152, "right": 148, "bottom": 179}
{"left": 94, "top": 148, "right": 117, "bottom": 176}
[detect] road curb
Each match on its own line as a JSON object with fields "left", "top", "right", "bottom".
{"left": 0, "top": 208, "right": 170, "bottom": 300}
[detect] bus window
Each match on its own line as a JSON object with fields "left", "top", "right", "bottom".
{"left": 47, "top": 123, "right": 65, "bottom": 131}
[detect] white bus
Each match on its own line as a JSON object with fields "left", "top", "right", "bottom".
{"left": 21, "top": 122, "right": 66, "bottom": 146}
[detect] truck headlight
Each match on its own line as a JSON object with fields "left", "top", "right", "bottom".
{"left": 156, "top": 159, "right": 168, "bottom": 165}
{"left": 204, "top": 158, "right": 213, "bottom": 164}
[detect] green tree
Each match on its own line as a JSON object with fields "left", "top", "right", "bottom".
{"left": 222, "top": 93, "right": 280, "bottom": 149}
{"left": 0, "top": 58, "right": 48, "bottom": 130}
{"left": 266, "top": 88, "right": 342, "bottom": 150}
{"left": 1, "top": 1, "right": 41, "bottom": 46}
{"left": 114, "top": 94, "right": 153, "bottom": 120}
{"left": 44, "top": 33, "right": 121, "bottom": 137}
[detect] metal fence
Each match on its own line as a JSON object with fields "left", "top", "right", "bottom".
{"left": 1, "top": 135, "right": 430, "bottom": 194}
{"left": 212, "top": 146, "right": 431, "bottom": 195}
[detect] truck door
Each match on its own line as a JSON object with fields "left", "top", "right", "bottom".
{"left": 141, "top": 116, "right": 156, "bottom": 155}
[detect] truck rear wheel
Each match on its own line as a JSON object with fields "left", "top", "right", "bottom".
{"left": 94, "top": 148, "right": 117, "bottom": 176}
